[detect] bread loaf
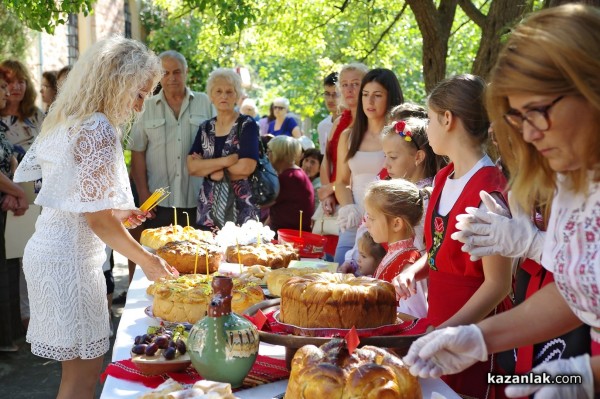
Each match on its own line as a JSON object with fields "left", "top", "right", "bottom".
{"left": 148, "top": 275, "right": 264, "bottom": 324}
{"left": 156, "top": 240, "right": 222, "bottom": 275}
{"left": 265, "top": 267, "right": 326, "bottom": 297}
{"left": 141, "top": 226, "right": 214, "bottom": 250}
{"left": 226, "top": 243, "right": 299, "bottom": 269}
{"left": 286, "top": 339, "right": 421, "bottom": 399}
{"left": 280, "top": 273, "right": 397, "bottom": 329}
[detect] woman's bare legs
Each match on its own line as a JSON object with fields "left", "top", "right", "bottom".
{"left": 57, "top": 356, "right": 104, "bottom": 399}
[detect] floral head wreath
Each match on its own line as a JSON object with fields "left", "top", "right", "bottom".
{"left": 394, "top": 120, "right": 413, "bottom": 142}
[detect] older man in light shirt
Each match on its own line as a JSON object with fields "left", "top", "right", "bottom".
{"left": 116, "top": 51, "right": 214, "bottom": 290}
{"left": 129, "top": 50, "right": 214, "bottom": 228}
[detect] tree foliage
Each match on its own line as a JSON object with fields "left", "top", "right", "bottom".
{"left": 1, "top": 0, "right": 94, "bottom": 33}
{"left": 10, "top": 0, "right": 589, "bottom": 130}
{"left": 0, "top": 3, "right": 29, "bottom": 60}
{"left": 143, "top": 0, "right": 492, "bottom": 126}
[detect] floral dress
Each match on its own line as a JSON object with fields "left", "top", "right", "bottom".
{"left": 14, "top": 113, "right": 134, "bottom": 360}
{"left": 191, "top": 114, "right": 259, "bottom": 230}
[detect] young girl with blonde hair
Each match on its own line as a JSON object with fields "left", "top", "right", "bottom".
{"left": 364, "top": 179, "right": 423, "bottom": 284}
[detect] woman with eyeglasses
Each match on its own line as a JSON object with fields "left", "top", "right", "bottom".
{"left": 267, "top": 97, "right": 301, "bottom": 138}
{"left": 404, "top": 5, "right": 600, "bottom": 398}
{"left": 333, "top": 68, "right": 404, "bottom": 265}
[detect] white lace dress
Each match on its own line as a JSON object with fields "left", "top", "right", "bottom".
{"left": 13, "top": 113, "right": 134, "bottom": 361}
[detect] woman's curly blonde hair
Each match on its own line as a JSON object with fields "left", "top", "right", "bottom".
{"left": 41, "top": 36, "right": 162, "bottom": 138}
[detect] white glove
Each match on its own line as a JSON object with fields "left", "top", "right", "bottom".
{"left": 337, "top": 204, "right": 362, "bottom": 232}
{"left": 403, "top": 324, "right": 488, "bottom": 379}
{"left": 504, "top": 354, "right": 594, "bottom": 399}
{"left": 451, "top": 191, "right": 544, "bottom": 262}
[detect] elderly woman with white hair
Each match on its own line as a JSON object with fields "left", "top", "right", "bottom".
{"left": 187, "top": 68, "right": 260, "bottom": 230}
{"left": 267, "top": 97, "right": 302, "bottom": 138}
{"left": 266, "top": 135, "right": 314, "bottom": 233}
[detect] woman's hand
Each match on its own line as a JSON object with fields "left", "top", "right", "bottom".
{"left": 504, "top": 354, "right": 594, "bottom": 399}
{"left": 224, "top": 153, "right": 239, "bottom": 167}
{"left": 403, "top": 324, "right": 488, "bottom": 378}
{"left": 317, "top": 184, "right": 334, "bottom": 201}
{"left": 337, "top": 261, "right": 357, "bottom": 274}
{"left": 2, "top": 194, "right": 28, "bottom": 215}
{"left": 336, "top": 204, "right": 362, "bottom": 231}
{"left": 209, "top": 170, "right": 224, "bottom": 181}
{"left": 451, "top": 190, "right": 544, "bottom": 262}
{"left": 140, "top": 254, "right": 179, "bottom": 281}
{"left": 114, "top": 209, "right": 149, "bottom": 229}
{"left": 321, "top": 195, "right": 336, "bottom": 216}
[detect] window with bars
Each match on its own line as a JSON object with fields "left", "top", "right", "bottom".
{"left": 124, "top": 1, "right": 132, "bottom": 38}
{"left": 67, "top": 13, "right": 79, "bottom": 65}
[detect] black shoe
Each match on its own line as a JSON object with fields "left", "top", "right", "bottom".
{"left": 112, "top": 291, "right": 127, "bottom": 305}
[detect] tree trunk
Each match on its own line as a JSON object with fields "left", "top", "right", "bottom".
{"left": 407, "top": 0, "right": 458, "bottom": 93}
{"left": 460, "top": 0, "right": 531, "bottom": 81}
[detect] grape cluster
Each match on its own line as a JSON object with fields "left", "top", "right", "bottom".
{"left": 131, "top": 325, "right": 188, "bottom": 360}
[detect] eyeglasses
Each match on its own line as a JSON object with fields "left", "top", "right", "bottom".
{"left": 323, "top": 92, "right": 339, "bottom": 99}
{"left": 273, "top": 106, "right": 286, "bottom": 111}
{"left": 503, "top": 95, "right": 565, "bottom": 133}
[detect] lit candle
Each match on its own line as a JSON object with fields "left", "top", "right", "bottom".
{"left": 299, "top": 210, "right": 303, "bottom": 238}
{"left": 194, "top": 245, "right": 199, "bottom": 275}
{"left": 173, "top": 206, "right": 178, "bottom": 232}
{"left": 182, "top": 211, "right": 190, "bottom": 228}
{"left": 205, "top": 248, "right": 210, "bottom": 276}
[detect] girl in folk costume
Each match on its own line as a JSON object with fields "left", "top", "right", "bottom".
{"left": 393, "top": 74, "right": 513, "bottom": 399}
{"left": 363, "top": 179, "right": 426, "bottom": 318}
{"left": 337, "top": 107, "right": 446, "bottom": 275}
{"left": 355, "top": 231, "right": 386, "bottom": 277}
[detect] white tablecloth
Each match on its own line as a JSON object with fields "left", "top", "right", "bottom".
{"left": 100, "top": 267, "right": 460, "bottom": 399}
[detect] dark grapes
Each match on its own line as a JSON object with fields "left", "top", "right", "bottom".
{"left": 134, "top": 335, "right": 144, "bottom": 345}
{"left": 145, "top": 342, "right": 159, "bottom": 356}
{"left": 176, "top": 339, "right": 187, "bottom": 355}
{"left": 131, "top": 344, "right": 147, "bottom": 355}
{"left": 155, "top": 336, "right": 169, "bottom": 349}
{"left": 163, "top": 347, "right": 176, "bottom": 360}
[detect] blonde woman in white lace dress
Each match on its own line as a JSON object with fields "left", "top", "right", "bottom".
{"left": 13, "top": 37, "right": 178, "bottom": 399}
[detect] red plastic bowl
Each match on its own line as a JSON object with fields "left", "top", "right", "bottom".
{"left": 277, "top": 229, "right": 327, "bottom": 258}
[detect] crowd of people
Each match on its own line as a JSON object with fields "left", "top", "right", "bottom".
{"left": 1, "top": 3, "right": 600, "bottom": 398}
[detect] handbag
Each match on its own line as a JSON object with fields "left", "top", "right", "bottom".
{"left": 236, "top": 120, "right": 280, "bottom": 207}
{"left": 311, "top": 203, "right": 339, "bottom": 236}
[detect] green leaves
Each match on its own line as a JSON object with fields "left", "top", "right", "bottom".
{"left": 3, "top": 0, "right": 93, "bottom": 33}
{"left": 141, "top": 0, "right": 514, "bottom": 129}
{"left": 0, "top": 3, "right": 28, "bottom": 59}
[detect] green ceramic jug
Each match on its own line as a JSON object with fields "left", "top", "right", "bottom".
{"left": 187, "top": 276, "right": 259, "bottom": 388}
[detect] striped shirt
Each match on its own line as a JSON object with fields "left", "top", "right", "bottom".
{"left": 128, "top": 88, "right": 214, "bottom": 208}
